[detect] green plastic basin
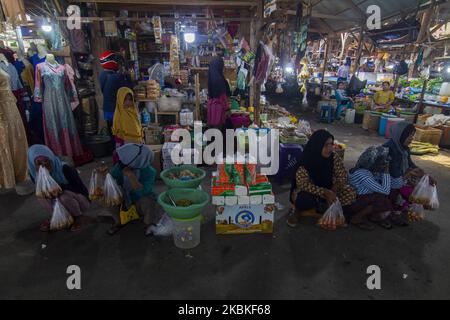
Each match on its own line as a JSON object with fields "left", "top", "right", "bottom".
{"left": 160, "top": 165, "right": 206, "bottom": 189}
{"left": 158, "top": 188, "right": 210, "bottom": 219}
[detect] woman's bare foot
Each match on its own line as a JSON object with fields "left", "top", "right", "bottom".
{"left": 70, "top": 216, "right": 88, "bottom": 232}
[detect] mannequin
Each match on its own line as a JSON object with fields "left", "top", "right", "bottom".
{"left": 45, "top": 53, "right": 57, "bottom": 66}
{"left": 37, "top": 44, "right": 48, "bottom": 59}
{"left": 0, "top": 68, "right": 28, "bottom": 191}
{"left": 34, "top": 59, "right": 83, "bottom": 157}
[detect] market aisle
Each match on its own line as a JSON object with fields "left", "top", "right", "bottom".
{"left": 1, "top": 116, "right": 450, "bottom": 299}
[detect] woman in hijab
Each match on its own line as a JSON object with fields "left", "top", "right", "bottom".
{"left": 383, "top": 122, "right": 436, "bottom": 225}
{"left": 112, "top": 87, "right": 143, "bottom": 147}
{"left": 28, "top": 145, "right": 90, "bottom": 232}
{"left": 207, "top": 57, "right": 231, "bottom": 128}
{"left": 287, "top": 130, "right": 356, "bottom": 227}
{"left": 108, "top": 143, "right": 162, "bottom": 235}
{"left": 348, "top": 146, "right": 393, "bottom": 230}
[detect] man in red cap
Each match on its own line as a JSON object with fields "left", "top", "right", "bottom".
{"left": 99, "top": 50, "right": 132, "bottom": 135}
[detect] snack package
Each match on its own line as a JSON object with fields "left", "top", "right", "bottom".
{"left": 217, "top": 163, "right": 257, "bottom": 185}
{"left": 410, "top": 175, "right": 438, "bottom": 207}
{"left": 317, "top": 199, "right": 346, "bottom": 231}
{"left": 50, "top": 199, "right": 74, "bottom": 231}
{"left": 36, "top": 166, "right": 62, "bottom": 199}
{"left": 103, "top": 174, "right": 123, "bottom": 207}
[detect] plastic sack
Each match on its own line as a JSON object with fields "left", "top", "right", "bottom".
{"left": 146, "top": 214, "right": 174, "bottom": 236}
{"left": 88, "top": 169, "right": 105, "bottom": 201}
{"left": 36, "top": 166, "right": 62, "bottom": 199}
{"left": 317, "top": 199, "right": 346, "bottom": 231}
{"left": 408, "top": 203, "right": 424, "bottom": 222}
{"left": 103, "top": 173, "right": 123, "bottom": 207}
{"left": 430, "top": 185, "right": 439, "bottom": 210}
{"left": 50, "top": 199, "right": 74, "bottom": 231}
{"left": 119, "top": 204, "right": 140, "bottom": 225}
{"left": 410, "top": 175, "right": 436, "bottom": 207}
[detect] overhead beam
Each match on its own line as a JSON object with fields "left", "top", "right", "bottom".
{"left": 71, "top": 0, "right": 258, "bottom": 6}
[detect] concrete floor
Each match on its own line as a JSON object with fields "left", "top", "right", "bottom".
{"left": 1, "top": 108, "right": 450, "bottom": 300}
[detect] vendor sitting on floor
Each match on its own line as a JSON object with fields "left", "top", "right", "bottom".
{"left": 383, "top": 122, "right": 437, "bottom": 226}
{"left": 348, "top": 146, "right": 393, "bottom": 231}
{"left": 287, "top": 130, "right": 356, "bottom": 227}
{"left": 373, "top": 81, "right": 394, "bottom": 110}
{"left": 108, "top": 143, "right": 162, "bottom": 236}
{"left": 335, "top": 81, "right": 354, "bottom": 120}
{"left": 28, "top": 145, "right": 90, "bottom": 232}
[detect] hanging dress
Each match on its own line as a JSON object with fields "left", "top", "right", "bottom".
{"left": 34, "top": 61, "right": 83, "bottom": 157}
{"left": 0, "top": 69, "right": 28, "bottom": 188}
{"left": 30, "top": 54, "right": 47, "bottom": 144}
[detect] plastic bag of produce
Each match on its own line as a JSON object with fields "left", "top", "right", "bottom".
{"left": 103, "top": 174, "right": 123, "bottom": 207}
{"left": 317, "top": 199, "right": 346, "bottom": 231}
{"left": 408, "top": 203, "right": 424, "bottom": 222}
{"left": 410, "top": 175, "right": 436, "bottom": 206}
{"left": 36, "top": 166, "right": 62, "bottom": 199}
{"left": 50, "top": 199, "right": 74, "bottom": 231}
{"left": 88, "top": 169, "right": 105, "bottom": 201}
{"left": 430, "top": 185, "right": 439, "bottom": 210}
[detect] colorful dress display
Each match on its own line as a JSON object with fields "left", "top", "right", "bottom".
{"left": 29, "top": 54, "right": 46, "bottom": 144}
{"left": 0, "top": 69, "right": 28, "bottom": 188}
{"left": 34, "top": 61, "right": 83, "bottom": 157}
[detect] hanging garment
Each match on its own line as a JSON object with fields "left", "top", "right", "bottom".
{"left": 64, "top": 64, "right": 80, "bottom": 110}
{"left": 34, "top": 62, "right": 83, "bottom": 157}
{"left": 0, "top": 61, "right": 23, "bottom": 91}
{"left": 20, "top": 62, "right": 34, "bottom": 95}
{"left": 30, "top": 54, "right": 46, "bottom": 144}
{"left": 0, "top": 46, "right": 15, "bottom": 64}
{"left": 0, "top": 69, "right": 28, "bottom": 189}
{"left": 0, "top": 0, "right": 26, "bottom": 24}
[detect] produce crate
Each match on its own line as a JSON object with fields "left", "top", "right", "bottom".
{"left": 414, "top": 125, "right": 443, "bottom": 146}
{"left": 436, "top": 125, "right": 450, "bottom": 148}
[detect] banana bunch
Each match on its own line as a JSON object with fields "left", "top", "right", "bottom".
{"left": 410, "top": 141, "right": 439, "bottom": 156}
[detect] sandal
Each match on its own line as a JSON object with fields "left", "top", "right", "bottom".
{"left": 390, "top": 214, "right": 409, "bottom": 227}
{"left": 107, "top": 224, "right": 123, "bottom": 235}
{"left": 351, "top": 221, "right": 375, "bottom": 231}
{"left": 40, "top": 219, "right": 51, "bottom": 233}
{"left": 377, "top": 220, "right": 393, "bottom": 230}
{"left": 286, "top": 212, "right": 299, "bottom": 228}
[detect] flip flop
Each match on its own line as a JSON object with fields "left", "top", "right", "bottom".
{"left": 107, "top": 225, "right": 123, "bottom": 235}
{"left": 352, "top": 221, "right": 375, "bottom": 231}
{"left": 377, "top": 220, "right": 393, "bottom": 230}
{"left": 40, "top": 219, "right": 51, "bottom": 233}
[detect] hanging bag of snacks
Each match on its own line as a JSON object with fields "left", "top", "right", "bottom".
{"left": 36, "top": 166, "right": 62, "bottom": 199}
{"left": 410, "top": 175, "right": 438, "bottom": 207}
{"left": 103, "top": 174, "right": 123, "bottom": 207}
{"left": 318, "top": 199, "right": 346, "bottom": 231}
{"left": 50, "top": 199, "right": 74, "bottom": 231}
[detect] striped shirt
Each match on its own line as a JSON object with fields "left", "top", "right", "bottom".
{"left": 349, "top": 169, "right": 391, "bottom": 195}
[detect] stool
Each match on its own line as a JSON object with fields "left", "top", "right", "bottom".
{"left": 320, "top": 105, "right": 334, "bottom": 123}
{"left": 276, "top": 143, "right": 303, "bottom": 185}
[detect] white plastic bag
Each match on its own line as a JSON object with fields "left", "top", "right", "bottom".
{"left": 103, "top": 173, "right": 123, "bottom": 207}
{"left": 318, "top": 199, "right": 346, "bottom": 231}
{"left": 410, "top": 175, "right": 436, "bottom": 207}
{"left": 36, "top": 166, "right": 62, "bottom": 199}
{"left": 408, "top": 203, "right": 425, "bottom": 222}
{"left": 430, "top": 185, "right": 439, "bottom": 210}
{"left": 50, "top": 199, "right": 74, "bottom": 231}
{"left": 146, "top": 214, "right": 174, "bottom": 237}
{"left": 88, "top": 169, "right": 105, "bottom": 201}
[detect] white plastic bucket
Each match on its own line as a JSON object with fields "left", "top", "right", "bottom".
{"left": 345, "top": 109, "right": 356, "bottom": 124}
{"left": 172, "top": 215, "right": 201, "bottom": 249}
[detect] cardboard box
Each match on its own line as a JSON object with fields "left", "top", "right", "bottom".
{"left": 238, "top": 195, "right": 250, "bottom": 205}
{"left": 215, "top": 204, "right": 275, "bottom": 235}
{"left": 263, "top": 194, "right": 275, "bottom": 205}
{"left": 144, "top": 126, "right": 162, "bottom": 145}
{"left": 250, "top": 195, "right": 262, "bottom": 205}
{"left": 212, "top": 196, "right": 225, "bottom": 206}
{"left": 224, "top": 196, "right": 238, "bottom": 206}
{"left": 146, "top": 145, "right": 162, "bottom": 179}
{"left": 235, "top": 185, "right": 248, "bottom": 196}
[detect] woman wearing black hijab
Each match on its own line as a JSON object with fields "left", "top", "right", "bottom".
{"left": 287, "top": 130, "right": 356, "bottom": 227}
{"left": 207, "top": 57, "right": 231, "bottom": 128}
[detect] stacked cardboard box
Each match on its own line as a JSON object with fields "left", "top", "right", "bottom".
{"left": 212, "top": 163, "right": 275, "bottom": 235}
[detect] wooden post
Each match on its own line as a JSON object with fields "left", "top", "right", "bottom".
{"left": 355, "top": 26, "right": 365, "bottom": 75}
{"left": 251, "top": 1, "right": 263, "bottom": 126}
{"left": 195, "top": 73, "right": 201, "bottom": 121}
{"left": 417, "top": 79, "right": 428, "bottom": 115}
{"left": 320, "top": 37, "right": 330, "bottom": 95}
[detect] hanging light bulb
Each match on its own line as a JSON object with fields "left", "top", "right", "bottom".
{"left": 184, "top": 32, "right": 196, "bottom": 44}
{"left": 41, "top": 19, "right": 52, "bottom": 33}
